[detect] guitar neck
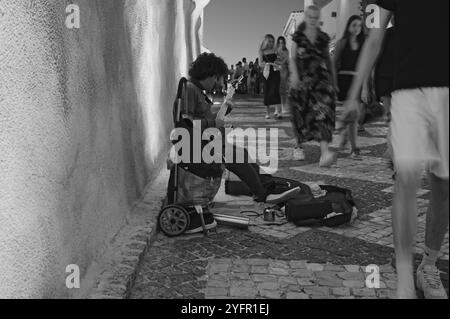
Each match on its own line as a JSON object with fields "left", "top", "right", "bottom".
{"left": 216, "top": 76, "right": 242, "bottom": 120}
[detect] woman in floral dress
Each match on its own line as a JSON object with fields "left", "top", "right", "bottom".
{"left": 288, "top": 5, "right": 338, "bottom": 167}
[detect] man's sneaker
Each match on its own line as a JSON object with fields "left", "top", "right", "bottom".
{"left": 293, "top": 148, "right": 305, "bottom": 161}
{"left": 266, "top": 187, "right": 302, "bottom": 204}
{"left": 417, "top": 265, "right": 448, "bottom": 299}
{"left": 185, "top": 212, "right": 217, "bottom": 234}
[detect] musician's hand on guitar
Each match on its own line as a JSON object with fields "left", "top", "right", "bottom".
{"left": 215, "top": 119, "right": 225, "bottom": 128}
{"left": 224, "top": 101, "right": 234, "bottom": 116}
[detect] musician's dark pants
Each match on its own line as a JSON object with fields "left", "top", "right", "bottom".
{"left": 220, "top": 131, "right": 267, "bottom": 202}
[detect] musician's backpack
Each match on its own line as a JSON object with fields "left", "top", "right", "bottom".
{"left": 285, "top": 185, "right": 358, "bottom": 227}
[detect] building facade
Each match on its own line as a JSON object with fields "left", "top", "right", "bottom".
{"left": 283, "top": 0, "right": 365, "bottom": 54}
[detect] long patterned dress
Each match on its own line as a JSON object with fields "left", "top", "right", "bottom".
{"left": 288, "top": 29, "right": 336, "bottom": 144}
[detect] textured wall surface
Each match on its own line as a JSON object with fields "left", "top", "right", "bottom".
{"left": 0, "top": 0, "right": 208, "bottom": 298}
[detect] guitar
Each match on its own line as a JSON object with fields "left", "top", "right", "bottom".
{"left": 216, "top": 75, "right": 244, "bottom": 121}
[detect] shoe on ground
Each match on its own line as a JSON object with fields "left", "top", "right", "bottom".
{"left": 293, "top": 148, "right": 306, "bottom": 161}
{"left": 417, "top": 265, "right": 448, "bottom": 299}
{"left": 266, "top": 187, "right": 302, "bottom": 204}
{"left": 185, "top": 213, "right": 217, "bottom": 234}
{"left": 350, "top": 149, "right": 362, "bottom": 160}
{"left": 319, "top": 152, "right": 336, "bottom": 168}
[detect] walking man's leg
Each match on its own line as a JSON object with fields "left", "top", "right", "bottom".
{"left": 416, "top": 88, "right": 449, "bottom": 299}
{"left": 390, "top": 90, "right": 427, "bottom": 298}
{"left": 391, "top": 88, "right": 449, "bottom": 298}
{"left": 392, "top": 166, "right": 421, "bottom": 298}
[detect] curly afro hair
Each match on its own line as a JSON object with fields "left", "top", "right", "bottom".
{"left": 189, "top": 53, "right": 228, "bottom": 81}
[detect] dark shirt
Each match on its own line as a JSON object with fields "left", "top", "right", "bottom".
{"left": 376, "top": 27, "right": 395, "bottom": 78}
{"left": 376, "top": 0, "right": 449, "bottom": 90}
{"left": 339, "top": 40, "right": 362, "bottom": 72}
{"left": 183, "top": 80, "right": 216, "bottom": 129}
{"left": 179, "top": 79, "right": 222, "bottom": 178}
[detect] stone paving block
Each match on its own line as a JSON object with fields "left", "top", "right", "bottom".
{"left": 385, "top": 280, "right": 397, "bottom": 290}
{"left": 204, "top": 287, "right": 229, "bottom": 297}
{"left": 259, "top": 290, "right": 282, "bottom": 299}
{"left": 269, "top": 267, "right": 290, "bottom": 276}
{"left": 315, "top": 278, "right": 344, "bottom": 287}
{"left": 310, "top": 295, "right": 336, "bottom": 299}
{"left": 257, "top": 282, "right": 279, "bottom": 291}
{"left": 209, "top": 273, "right": 229, "bottom": 281}
{"left": 344, "top": 265, "right": 362, "bottom": 272}
{"left": 253, "top": 274, "right": 279, "bottom": 282}
{"left": 286, "top": 293, "right": 310, "bottom": 299}
{"left": 297, "top": 278, "right": 316, "bottom": 286}
{"left": 231, "top": 272, "right": 251, "bottom": 280}
{"left": 231, "top": 264, "right": 250, "bottom": 273}
{"left": 306, "top": 263, "right": 324, "bottom": 271}
{"left": 269, "top": 260, "right": 290, "bottom": 269}
{"left": 207, "top": 280, "right": 230, "bottom": 288}
{"left": 323, "top": 264, "right": 346, "bottom": 272}
{"left": 352, "top": 288, "right": 377, "bottom": 298}
{"left": 230, "top": 287, "right": 257, "bottom": 298}
{"left": 332, "top": 288, "right": 351, "bottom": 296}
{"left": 382, "top": 273, "right": 397, "bottom": 281}
{"left": 376, "top": 289, "right": 396, "bottom": 299}
{"left": 247, "top": 259, "right": 270, "bottom": 266}
{"left": 337, "top": 271, "right": 365, "bottom": 281}
{"left": 303, "top": 286, "right": 331, "bottom": 296}
{"left": 208, "top": 264, "right": 230, "bottom": 274}
{"left": 251, "top": 266, "right": 269, "bottom": 274}
{"left": 213, "top": 258, "right": 232, "bottom": 265}
{"left": 287, "top": 285, "right": 304, "bottom": 292}
{"left": 278, "top": 277, "right": 299, "bottom": 289}
{"left": 289, "top": 260, "right": 307, "bottom": 269}
{"left": 343, "top": 280, "right": 366, "bottom": 289}
{"left": 291, "top": 269, "right": 314, "bottom": 278}
{"left": 230, "top": 280, "right": 255, "bottom": 289}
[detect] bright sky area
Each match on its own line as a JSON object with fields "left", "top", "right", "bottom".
{"left": 204, "top": 0, "right": 305, "bottom": 67}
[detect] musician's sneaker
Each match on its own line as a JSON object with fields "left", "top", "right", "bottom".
{"left": 266, "top": 187, "right": 302, "bottom": 204}
{"left": 185, "top": 213, "right": 217, "bottom": 234}
{"left": 416, "top": 265, "right": 448, "bottom": 299}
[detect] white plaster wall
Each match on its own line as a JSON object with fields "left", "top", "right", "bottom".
{"left": 337, "top": 0, "right": 362, "bottom": 38}
{"left": 0, "top": 0, "right": 209, "bottom": 298}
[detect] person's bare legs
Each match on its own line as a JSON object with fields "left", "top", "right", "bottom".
{"left": 348, "top": 121, "right": 358, "bottom": 151}
{"left": 275, "top": 104, "right": 283, "bottom": 118}
{"left": 381, "top": 96, "right": 393, "bottom": 160}
{"left": 424, "top": 173, "right": 449, "bottom": 254}
{"left": 392, "top": 166, "right": 422, "bottom": 298}
{"left": 319, "top": 141, "right": 335, "bottom": 167}
{"left": 265, "top": 105, "right": 271, "bottom": 118}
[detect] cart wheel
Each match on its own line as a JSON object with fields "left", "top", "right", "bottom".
{"left": 158, "top": 205, "right": 190, "bottom": 237}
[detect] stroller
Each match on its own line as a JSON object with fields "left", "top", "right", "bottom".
{"left": 158, "top": 78, "right": 224, "bottom": 237}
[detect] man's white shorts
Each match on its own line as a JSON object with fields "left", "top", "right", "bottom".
{"left": 390, "top": 87, "right": 449, "bottom": 179}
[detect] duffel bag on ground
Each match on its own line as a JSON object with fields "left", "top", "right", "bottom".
{"left": 285, "top": 185, "right": 357, "bottom": 227}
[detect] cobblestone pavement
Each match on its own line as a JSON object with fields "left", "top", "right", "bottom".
{"left": 130, "top": 96, "right": 449, "bottom": 299}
